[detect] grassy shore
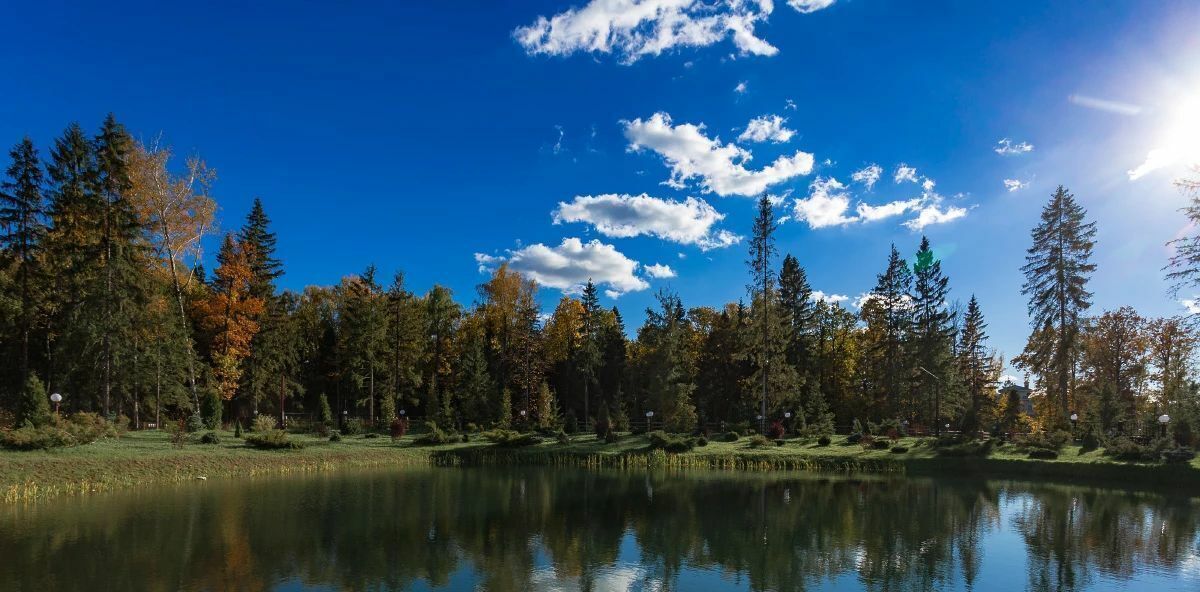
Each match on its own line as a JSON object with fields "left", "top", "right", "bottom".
{"left": 3, "top": 429, "right": 1199, "bottom": 503}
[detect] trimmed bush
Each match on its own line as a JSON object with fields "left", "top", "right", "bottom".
{"left": 647, "top": 430, "right": 696, "bottom": 453}
{"left": 341, "top": 418, "right": 363, "bottom": 436}
{"left": 721, "top": 431, "right": 740, "bottom": 443}
{"left": 16, "top": 374, "right": 52, "bottom": 428}
{"left": 890, "top": 446, "right": 909, "bottom": 454}
{"left": 329, "top": 432, "right": 342, "bottom": 442}
{"left": 871, "top": 440, "right": 890, "bottom": 450}
{"left": 481, "top": 429, "right": 541, "bottom": 447}
{"left": 186, "top": 413, "right": 206, "bottom": 433}
{"left": 846, "top": 433, "right": 863, "bottom": 444}
{"left": 747, "top": 434, "right": 771, "bottom": 448}
{"left": 556, "top": 430, "right": 571, "bottom": 445}
{"left": 0, "top": 425, "right": 73, "bottom": 450}
{"left": 244, "top": 429, "right": 302, "bottom": 450}
{"left": 200, "top": 388, "right": 222, "bottom": 430}
{"left": 363, "top": 432, "right": 379, "bottom": 439}
{"left": 1028, "top": 448, "right": 1058, "bottom": 460}
{"left": 604, "top": 430, "right": 619, "bottom": 444}
{"left": 774, "top": 439, "right": 785, "bottom": 447}
{"left": 1163, "top": 448, "right": 1195, "bottom": 464}
{"left": 817, "top": 435, "right": 832, "bottom": 446}
{"left": 696, "top": 436, "right": 708, "bottom": 447}
{"left": 199, "top": 431, "right": 221, "bottom": 445}
{"left": 1103, "top": 436, "right": 1168, "bottom": 462}
{"left": 390, "top": 417, "right": 409, "bottom": 440}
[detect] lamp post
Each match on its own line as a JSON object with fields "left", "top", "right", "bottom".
{"left": 645, "top": 411, "right": 654, "bottom": 432}
{"left": 50, "top": 393, "right": 62, "bottom": 418}
{"left": 918, "top": 366, "right": 942, "bottom": 436}
{"left": 1158, "top": 414, "right": 1170, "bottom": 438}
{"left": 1069, "top": 412, "right": 1078, "bottom": 437}
{"left": 784, "top": 411, "right": 792, "bottom": 434}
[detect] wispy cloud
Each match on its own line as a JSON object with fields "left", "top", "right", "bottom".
{"left": 812, "top": 290, "right": 848, "bottom": 304}
{"left": 624, "top": 111, "right": 815, "bottom": 197}
{"left": 1003, "top": 178, "right": 1029, "bottom": 192}
{"left": 994, "top": 138, "right": 1034, "bottom": 155}
{"left": 734, "top": 80, "right": 748, "bottom": 94}
{"left": 894, "top": 163, "right": 919, "bottom": 183}
{"left": 850, "top": 163, "right": 882, "bottom": 189}
{"left": 1068, "top": 94, "right": 1143, "bottom": 116}
{"left": 644, "top": 263, "right": 676, "bottom": 278}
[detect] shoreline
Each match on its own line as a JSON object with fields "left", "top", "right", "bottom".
{"left": 3, "top": 430, "right": 1199, "bottom": 503}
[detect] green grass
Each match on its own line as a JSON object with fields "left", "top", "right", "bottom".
{"left": 3, "top": 430, "right": 1198, "bottom": 503}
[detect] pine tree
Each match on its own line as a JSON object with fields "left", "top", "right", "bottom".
{"left": 238, "top": 198, "right": 282, "bottom": 300}
{"left": 340, "top": 266, "right": 388, "bottom": 425}
{"left": 778, "top": 253, "right": 815, "bottom": 372}
{"left": 0, "top": 137, "right": 46, "bottom": 387}
{"left": 1017, "top": 185, "right": 1097, "bottom": 424}
{"left": 910, "top": 237, "right": 955, "bottom": 427}
{"left": 577, "top": 280, "right": 602, "bottom": 426}
{"left": 598, "top": 306, "right": 627, "bottom": 419}
{"left": 386, "top": 272, "right": 426, "bottom": 415}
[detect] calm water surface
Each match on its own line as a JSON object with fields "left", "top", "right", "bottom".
{"left": 1, "top": 467, "right": 1198, "bottom": 591}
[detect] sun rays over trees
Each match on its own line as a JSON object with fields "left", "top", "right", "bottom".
{"left": 0, "top": 118, "right": 1198, "bottom": 445}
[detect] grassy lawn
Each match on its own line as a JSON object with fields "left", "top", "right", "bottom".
{"left": 3, "top": 429, "right": 1198, "bottom": 503}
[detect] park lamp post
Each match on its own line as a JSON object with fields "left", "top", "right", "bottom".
{"left": 645, "top": 410, "right": 654, "bottom": 432}
{"left": 784, "top": 411, "right": 792, "bottom": 433}
{"left": 50, "top": 393, "right": 62, "bottom": 418}
{"left": 918, "top": 366, "right": 942, "bottom": 436}
{"left": 1070, "top": 412, "right": 1078, "bottom": 435}
{"left": 1159, "top": 414, "right": 1171, "bottom": 438}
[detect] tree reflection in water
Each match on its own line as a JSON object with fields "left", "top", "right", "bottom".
{"left": 0, "top": 468, "right": 1197, "bottom": 592}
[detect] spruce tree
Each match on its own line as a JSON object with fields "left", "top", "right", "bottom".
{"left": 16, "top": 372, "right": 51, "bottom": 428}
{"left": 861, "top": 245, "right": 913, "bottom": 418}
{"left": 1018, "top": 185, "right": 1096, "bottom": 423}
{"left": 576, "top": 280, "right": 601, "bottom": 425}
{"left": 746, "top": 196, "right": 797, "bottom": 431}
{"left": 386, "top": 272, "right": 426, "bottom": 413}
{"left": 0, "top": 137, "right": 46, "bottom": 386}
{"left": 910, "top": 237, "right": 955, "bottom": 426}
{"left": 957, "top": 296, "right": 994, "bottom": 435}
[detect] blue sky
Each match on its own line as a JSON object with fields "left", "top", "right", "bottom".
{"left": 3, "top": 0, "right": 1200, "bottom": 366}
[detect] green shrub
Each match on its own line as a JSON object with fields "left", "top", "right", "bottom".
{"left": 647, "top": 430, "right": 696, "bottom": 453}
{"left": 316, "top": 394, "right": 333, "bottom": 435}
{"left": 556, "top": 430, "right": 571, "bottom": 445}
{"left": 1163, "top": 447, "right": 1195, "bottom": 464}
{"left": 871, "top": 440, "right": 890, "bottom": 450}
{"left": 1015, "top": 430, "right": 1071, "bottom": 452}
{"left": 329, "top": 432, "right": 342, "bottom": 442}
{"left": 817, "top": 435, "right": 832, "bottom": 446}
{"left": 935, "top": 438, "right": 996, "bottom": 457}
{"left": 244, "top": 429, "right": 302, "bottom": 449}
{"left": 890, "top": 446, "right": 909, "bottom": 454}
{"left": 846, "top": 433, "right": 863, "bottom": 444}
{"left": 747, "top": 434, "right": 771, "bottom": 448}
{"left": 413, "top": 421, "right": 453, "bottom": 445}
{"left": 1028, "top": 448, "right": 1058, "bottom": 460}
{"left": 186, "top": 413, "right": 206, "bottom": 433}
{"left": 1103, "top": 436, "right": 1169, "bottom": 462}
{"left": 199, "top": 431, "right": 221, "bottom": 445}
{"left": 720, "top": 431, "right": 740, "bottom": 442}
{"left": 1079, "top": 429, "right": 1100, "bottom": 452}
{"left": 0, "top": 424, "right": 73, "bottom": 450}
{"left": 234, "top": 420, "right": 243, "bottom": 438}
{"left": 604, "top": 430, "right": 619, "bottom": 444}
{"left": 200, "top": 388, "right": 222, "bottom": 429}
{"left": 696, "top": 436, "right": 708, "bottom": 447}
{"left": 363, "top": 432, "right": 379, "bottom": 439}
{"left": 481, "top": 429, "right": 541, "bottom": 447}
{"left": 250, "top": 415, "right": 275, "bottom": 433}
{"left": 341, "top": 418, "right": 363, "bottom": 436}
{"left": 774, "top": 439, "right": 785, "bottom": 447}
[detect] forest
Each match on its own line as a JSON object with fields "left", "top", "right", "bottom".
{"left": 2, "top": 115, "right": 1200, "bottom": 445}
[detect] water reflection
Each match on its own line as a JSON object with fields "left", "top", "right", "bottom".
{"left": 0, "top": 468, "right": 1197, "bottom": 591}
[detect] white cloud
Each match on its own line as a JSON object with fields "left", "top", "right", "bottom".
{"left": 792, "top": 177, "right": 857, "bottom": 228}
{"left": 644, "top": 263, "right": 676, "bottom": 278}
{"left": 994, "top": 138, "right": 1034, "bottom": 155}
{"left": 788, "top": 0, "right": 835, "bottom": 13}
{"left": 850, "top": 164, "right": 881, "bottom": 189}
{"left": 734, "top": 80, "right": 748, "bottom": 94}
{"left": 738, "top": 114, "right": 794, "bottom": 143}
{"left": 792, "top": 169, "right": 968, "bottom": 231}
{"left": 513, "top": 0, "right": 783, "bottom": 65}
{"left": 856, "top": 198, "right": 922, "bottom": 222}
{"left": 1003, "top": 178, "right": 1029, "bottom": 192}
{"left": 1182, "top": 299, "right": 1200, "bottom": 315}
{"left": 1128, "top": 148, "right": 1178, "bottom": 180}
{"left": 475, "top": 238, "right": 650, "bottom": 296}
{"left": 552, "top": 193, "right": 741, "bottom": 250}
{"left": 812, "top": 290, "right": 848, "bottom": 304}
{"left": 623, "top": 111, "right": 815, "bottom": 197}
{"left": 1068, "top": 94, "right": 1142, "bottom": 116}
{"left": 853, "top": 291, "right": 913, "bottom": 311}
{"left": 903, "top": 204, "right": 968, "bottom": 230}
{"left": 785, "top": 99, "right": 797, "bottom": 110}
{"left": 894, "top": 164, "right": 919, "bottom": 183}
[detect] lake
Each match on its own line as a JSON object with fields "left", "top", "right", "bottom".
{"left": 1, "top": 467, "right": 1197, "bottom": 591}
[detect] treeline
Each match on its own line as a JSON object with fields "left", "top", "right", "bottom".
{"left": 1, "top": 118, "right": 1198, "bottom": 441}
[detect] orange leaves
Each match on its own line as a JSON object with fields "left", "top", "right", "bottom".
{"left": 196, "top": 235, "right": 265, "bottom": 399}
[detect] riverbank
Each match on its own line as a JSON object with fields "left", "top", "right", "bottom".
{"left": 3, "top": 430, "right": 1199, "bottom": 503}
